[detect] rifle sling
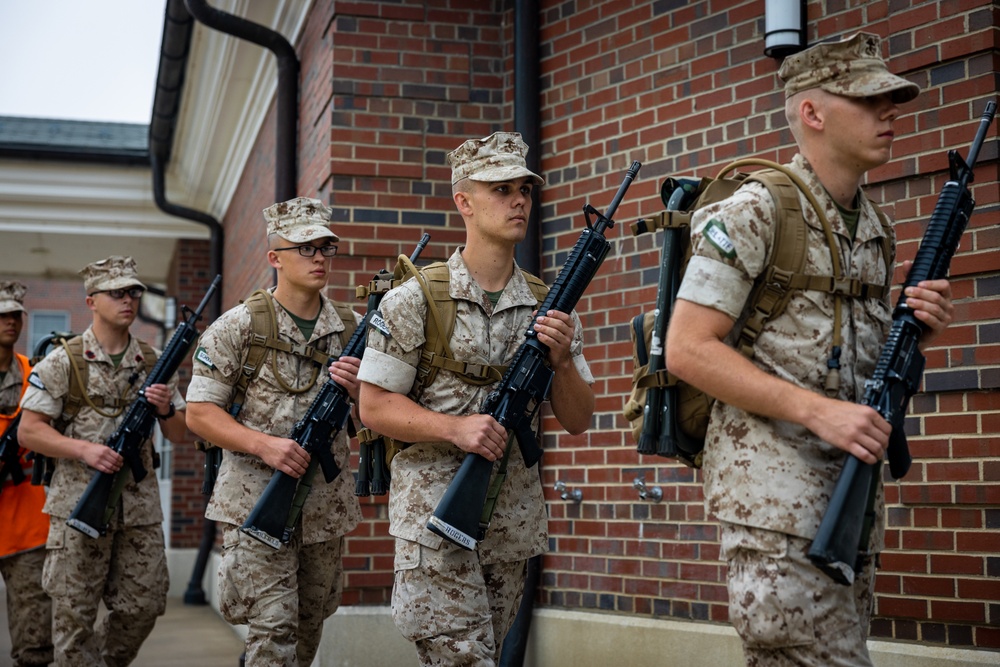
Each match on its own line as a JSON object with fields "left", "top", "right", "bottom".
{"left": 478, "top": 434, "right": 515, "bottom": 540}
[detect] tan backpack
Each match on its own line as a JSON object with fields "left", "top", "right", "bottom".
{"left": 623, "top": 159, "right": 892, "bottom": 468}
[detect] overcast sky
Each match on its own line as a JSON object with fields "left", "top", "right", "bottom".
{"left": 0, "top": 1, "right": 166, "bottom": 124}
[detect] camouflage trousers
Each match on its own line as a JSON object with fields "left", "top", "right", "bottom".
{"left": 391, "top": 537, "right": 526, "bottom": 667}
{"left": 218, "top": 525, "right": 344, "bottom": 667}
{"left": 42, "top": 518, "right": 168, "bottom": 667}
{"left": 0, "top": 548, "right": 53, "bottom": 666}
{"left": 721, "top": 522, "right": 877, "bottom": 667}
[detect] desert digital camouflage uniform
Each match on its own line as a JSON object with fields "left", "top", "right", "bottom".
{"left": 186, "top": 288, "right": 362, "bottom": 666}
{"left": 679, "top": 156, "right": 893, "bottom": 665}
{"left": 20, "top": 327, "right": 181, "bottom": 667}
{"left": 672, "top": 30, "right": 921, "bottom": 666}
{"left": 359, "top": 248, "right": 593, "bottom": 665}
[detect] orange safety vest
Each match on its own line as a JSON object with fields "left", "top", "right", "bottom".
{"left": 0, "top": 353, "right": 49, "bottom": 558}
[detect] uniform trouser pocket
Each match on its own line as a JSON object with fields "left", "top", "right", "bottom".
{"left": 218, "top": 526, "right": 260, "bottom": 626}
{"left": 722, "top": 523, "right": 814, "bottom": 649}
{"left": 391, "top": 538, "right": 436, "bottom": 642}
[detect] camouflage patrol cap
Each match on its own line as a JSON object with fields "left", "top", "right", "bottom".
{"left": 447, "top": 132, "right": 544, "bottom": 186}
{"left": 779, "top": 32, "right": 920, "bottom": 103}
{"left": 0, "top": 281, "right": 27, "bottom": 315}
{"left": 263, "top": 196, "right": 339, "bottom": 243}
{"left": 80, "top": 256, "right": 146, "bottom": 295}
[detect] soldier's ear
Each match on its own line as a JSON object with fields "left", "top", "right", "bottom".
{"left": 454, "top": 190, "right": 473, "bottom": 216}
{"left": 267, "top": 250, "right": 282, "bottom": 270}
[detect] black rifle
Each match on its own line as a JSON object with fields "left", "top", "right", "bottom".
{"left": 0, "top": 414, "right": 25, "bottom": 491}
{"left": 634, "top": 177, "right": 702, "bottom": 460}
{"left": 808, "top": 101, "right": 996, "bottom": 585}
{"left": 355, "top": 233, "right": 431, "bottom": 497}
{"left": 67, "top": 276, "right": 222, "bottom": 538}
{"left": 241, "top": 234, "right": 431, "bottom": 548}
{"left": 428, "top": 161, "right": 641, "bottom": 550}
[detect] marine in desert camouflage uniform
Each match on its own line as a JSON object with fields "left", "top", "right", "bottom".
{"left": 0, "top": 281, "right": 53, "bottom": 667}
{"left": 185, "top": 197, "right": 362, "bottom": 667}
{"left": 358, "top": 132, "right": 596, "bottom": 666}
{"left": 666, "top": 33, "right": 955, "bottom": 666}
{"left": 19, "top": 257, "right": 186, "bottom": 667}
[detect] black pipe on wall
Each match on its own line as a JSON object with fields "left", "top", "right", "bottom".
{"left": 149, "top": 0, "right": 224, "bottom": 306}
{"left": 503, "top": 1, "right": 543, "bottom": 665}
{"left": 513, "top": 0, "right": 542, "bottom": 278}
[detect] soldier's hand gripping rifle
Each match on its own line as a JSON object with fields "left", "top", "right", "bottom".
{"left": 240, "top": 234, "right": 431, "bottom": 548}
{"left": 67, "top": 275, "right": 222, "bottom": 538}
{"left": 428, "top": 161, "right": 642, "bottom": 550}
{"left": 808, "top": 101, "right": 997, "bottom": 585}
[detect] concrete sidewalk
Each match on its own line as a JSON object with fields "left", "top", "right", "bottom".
{"left": 0, "top": 578, "right": 244, "bottom": 666}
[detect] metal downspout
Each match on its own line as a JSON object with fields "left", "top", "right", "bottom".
{"left": 503, "top": 1, "right": 542, "bottom": 665}
{"left": 183, "top": 0, "right": 300, "bottom": 202}
{"left": 148, "top": 0, "right": 223, "bottom": 607}
{"left": 150, "top": 0, "right": 224, "bottom": 295}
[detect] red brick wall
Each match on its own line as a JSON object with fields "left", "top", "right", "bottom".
{"left": 166, "top": 239, "right": 215, "bottom": 548}
{"left": 176, "top": 0, "right": 999, "bottom": 650}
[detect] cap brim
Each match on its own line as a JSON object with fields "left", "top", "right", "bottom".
{"left": 0, "top": 300, "right": 25, "bottom": 314}
{"left": 822, "top": 71, "right": 920, "bottom": 104}
{"left": 90, "top": 278, "right": 147, "bottom": 294}
{"left": 468, "top": 165, "right": 545, "bottom": 186}
{"left": 278, "top": 225, "right": 340, "bottom": 243}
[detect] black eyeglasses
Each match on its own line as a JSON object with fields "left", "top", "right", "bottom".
{"left": 272, "top": 244, "right": 338, "bottom": 258}
{"left": 93, "top": 287, "right": 145, "bottom": 300}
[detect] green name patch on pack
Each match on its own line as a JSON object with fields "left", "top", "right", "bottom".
{"left": 703, "top": 219, "right": 736, "bottom": 259}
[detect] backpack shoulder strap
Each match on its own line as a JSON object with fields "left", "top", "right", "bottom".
{"left": 330, "top": 301, "right": 358, "bottom": 352}
{"left": 229, "top": 290, "right": 280, "bottom": 415}
{"left": 136, "top": 340, "right": 159, "bottom": 378}
{"left": 520, "top": 270, "right": 550, "bottom": 303}
{"left": 56, "top": 336, "right": 88, "bottom": 430}
{"left": 735, "top": 169, "right": 812, "bottom": 356}
{"left": 869, "top": 201, "right": 893, "bottom": 291}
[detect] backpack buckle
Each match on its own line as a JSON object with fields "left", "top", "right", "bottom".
{"left": 289, "top": 343, "right": 314, "bottom": 358}
{"left": 767, "top": 267, "right": 794, "bottom": 289}
{"left": 833, "top": 277, "right": 863, "bottom": 297}
{"left": 464, "top": 363, "right": 486, "bottom": 378}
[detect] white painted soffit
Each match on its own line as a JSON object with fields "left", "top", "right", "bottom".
{"left": 166, "top": 0, "right": 313, "bottom": 218}
{"left": 0, "top": 159, "right": 209, "bottom": 281}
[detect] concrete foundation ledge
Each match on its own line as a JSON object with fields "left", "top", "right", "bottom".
{"left": 164, "top": 550, "right": 998, "bottom": 667}
{"left": 523, "top": 608, "right": 999, "bottom": 667}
